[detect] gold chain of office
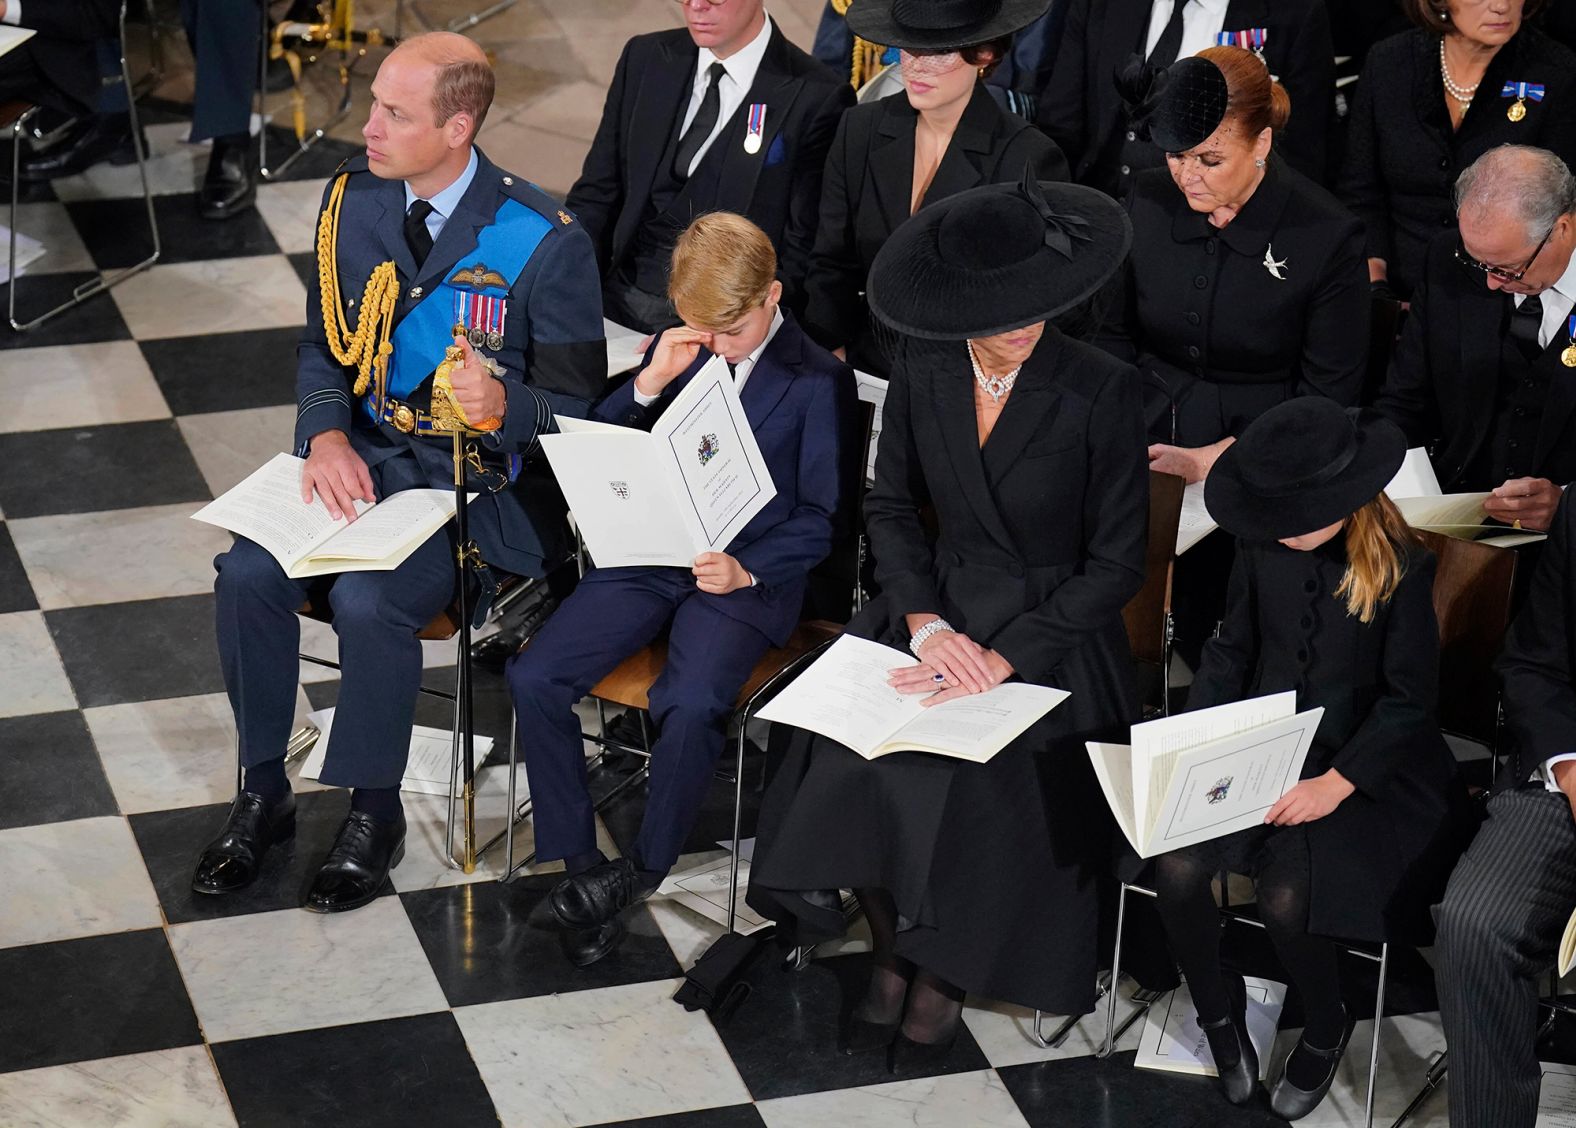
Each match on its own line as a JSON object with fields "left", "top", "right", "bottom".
{"left": 315, "top": 173, "right": 400, "bottom": 398}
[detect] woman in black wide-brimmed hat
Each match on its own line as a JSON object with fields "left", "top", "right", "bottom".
{"left": 748, "top": 172, "right": 1147, "bottom": 1067}
{"left": 801, "top": 0, "right": 1069, "bottom": 378}
{"left": 1151, "top": 397, "right": 1470, "bottom": 1118}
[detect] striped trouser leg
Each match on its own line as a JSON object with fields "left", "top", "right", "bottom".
{"left": 1434, "top": 786, "right": 1576, "bottom": 1128}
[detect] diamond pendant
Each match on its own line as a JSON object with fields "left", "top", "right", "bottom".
{"left": 979, "top": 375, "right": 1010, "bottom": 403}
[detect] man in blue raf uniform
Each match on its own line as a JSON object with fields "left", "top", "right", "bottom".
{"left": 508, "top": 212, "right": 856, "bottom": 966}
{"left": 191, "top": 31, "right": 605, "bottom": 913}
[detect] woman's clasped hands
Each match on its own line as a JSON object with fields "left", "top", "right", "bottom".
{"left": 890, "top": 618, "right": 1014, "bottom": 706}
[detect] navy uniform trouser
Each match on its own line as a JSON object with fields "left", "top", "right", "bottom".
{"left": 180, "top": 0, "right": 262, "bottom": 141}
{"left": 506, "top": 567, "right": 773, "bottom": 873}
{"left": 214, "top": 453, "right": 456, "bottom": 789}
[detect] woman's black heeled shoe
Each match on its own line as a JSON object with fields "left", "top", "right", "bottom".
{"left": 841, "top": 1015, "right": 900, "bottom": 1055}
{"left": 1200, "top": 975, "right": 1260, "bottom": 1106}
{"left": 887, "top": 1030, "right": 958, "bottom": 1074}
{"left": 1268, "top": 1008, "right": 1352, "bottom": 1121}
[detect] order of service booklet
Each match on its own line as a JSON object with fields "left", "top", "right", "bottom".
{"left": 539, "top": 356, "right": 777, "bottom": 568}
{"left": 754, "top": 634, "right": 1070, "bottom": 763}
{"left": 1088, "top": 692, "right": 1324, "bottom": 858}
{"left": 1388, "top": 446, "right": 1546, "bottom": 548}
{"left": 191, "top": 452, "right": 459, "bottom": 579}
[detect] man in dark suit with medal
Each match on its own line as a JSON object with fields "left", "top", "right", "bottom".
{"left": 565, "top": 0, "right": 853, "bottom": 333}
{"left": 190, "top": 32, "right": 605, "bottom": 912}
{"left": 1036, "top": 0, "right": 1334, "bottom": 196}
{"left": 1375, "top": 145, "right": 1576, "bottom": 533}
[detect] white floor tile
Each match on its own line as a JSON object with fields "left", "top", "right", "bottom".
{"left": 48, "top": 123, "right": 208, "bottom": 202}
{"left": 0, "top": 817, "right": 163, "bottom": 949}
{"left": 176, "top": 404, "right": 297, "bottom": 498}
{"left": 168, "top": 898, "right": 449, "bottom": 1042}
{"left": 0, "top": 611, "right": 77, "bottom": 718}
{"left": 0, "top": 340, "right": 170, "bottom": 433}
{"left": 254, "top": 179, "right": 329, "bottom": 255}
{"left": 453, "top": 978, "right": 751, "bottom": 1127}
{"left": 0, "top": 1046, "right": 237, "bottom": 1128}
{"left": 111, "top": 255, "right": 306, "bottom": 339}
{"left": 757, "top": 1069, "right": 1032, "bottom": 1128}
{"left": 9, "top": 503, "right": 231, "bottom": 611}
{"left": 11, "top": 201, "right": 96, "bottom": 276}
{"left": 963, "top": 982, "right": 1151, "bottom": 1069}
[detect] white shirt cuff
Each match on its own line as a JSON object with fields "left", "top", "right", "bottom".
{"left": 1, "top": 2, "right": 21, "bottom": 25}
{"left": 632, "top": 387, "right": 659, "bottom": 407}
{"left": 1540, "top": 753, "right": 1576, "bottom": 792}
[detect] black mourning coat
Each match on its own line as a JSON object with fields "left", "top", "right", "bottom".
{"left": 1188, "top": 537, "right": 1465, "bottom": 942}
{"left": 801, "top": 85, "right": 1069, "bottom": 376}
{"left": 1102, "top": 161, "right": 1368, "bottom": 446}
{"left": 0, "top": 0, "right": 120, "bottom": 114}
{"left": 1036, "top": 0, "right": 1335, "bottom": 196}
{"left": 1374, "top": 232, "right": 1576, "bottom": 494}
{"left": 564, "top": 23, "right": 853, "bottom": 306}
{"left": 1338, "top": 26, "right": 1576, "bottom": 299}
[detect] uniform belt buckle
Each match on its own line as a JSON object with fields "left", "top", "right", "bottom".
{"left": 391, "top": 404, "right": 417, "bottom": 434}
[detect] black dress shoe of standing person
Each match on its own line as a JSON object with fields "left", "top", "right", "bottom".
{"left": 1268, "top": 1007, "right": 1352, "bottom": 1120}
{"left": 19, "top": 113, "right": 141, "bottom": 181}
{"left": 198, "top": 134, "right": 256, "bottom": 220}
{"left": 303, "top": 810, "right": 406, "bottom": 913}
{"left": 550, "top": 857, "right": 649, "bottom": 930}
{"left": 191, "top": 790, "right": 297, "bottom": 894}
{"left": 559, "top": 916, "right": 627, "bottom": 968}
{"left": 1200, "top": 973, "right": 1260, "bottom": 1106}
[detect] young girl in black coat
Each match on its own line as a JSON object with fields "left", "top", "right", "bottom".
{"left": 1153, "top": 398, "right": 1466, "bottom": 1120}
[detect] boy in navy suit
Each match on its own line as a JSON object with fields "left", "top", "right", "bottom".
{"left": 508, "top": 212, "right": 856, "bottom": 965}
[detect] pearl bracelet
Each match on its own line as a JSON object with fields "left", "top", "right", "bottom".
{"left": 909, "top": 618, "right": 955, "bottom": 657}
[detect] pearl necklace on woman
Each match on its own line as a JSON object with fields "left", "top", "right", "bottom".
{"left": 1439, "top": 37, "right": 1479, "bottom": 114}
{"left": 967, "top": 340, "right": 1022, "bottom": 404}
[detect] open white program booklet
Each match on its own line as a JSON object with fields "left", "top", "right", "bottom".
{"left": 539, "top": 356, "right": 777, "bottom": 568}
{"left": 1088, "top": 692, "right": 1323, "bottom": 858}
{"left": 1387, "top": 446, "right": 1546, "bottom": 548}
{"left": 755, "top": 634, "right": 1070, "bottom": 763}
{"left": 191, "top": 453, "right": 459, "bottom": 579}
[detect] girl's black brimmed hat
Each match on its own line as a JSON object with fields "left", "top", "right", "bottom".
{"left": 1205, "top": 398, "right": 1408, "bottom": 542}
{"left": 846, "top": 0, "right": 1051, "bottom": 52}
{"left": 865, "top": 170, "right": 1132, "bottom": 340}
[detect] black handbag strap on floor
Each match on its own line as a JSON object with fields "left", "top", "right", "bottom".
{"left": 672, "top": 931, "right": 765, "bottom": 1020}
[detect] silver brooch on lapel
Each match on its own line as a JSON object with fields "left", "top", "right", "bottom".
{"left": 1262, "top": 245, "right": 1288, "bottom": 281}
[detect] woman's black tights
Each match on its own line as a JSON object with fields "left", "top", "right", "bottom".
{"left": 854, "top": 887, "right": 965, "bottom": 1045}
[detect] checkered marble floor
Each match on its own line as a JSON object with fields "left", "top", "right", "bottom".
{"left": 0, "top": 110, "right": 1467, "bottom": 1128}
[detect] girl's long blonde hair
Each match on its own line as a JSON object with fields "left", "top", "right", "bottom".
{"left": 1334, "top": 493, "right": 1420, "bottom": 623}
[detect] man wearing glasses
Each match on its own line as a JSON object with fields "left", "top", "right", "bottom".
{"left": 564, "top": 0, "right": 853, "bottom": 334}
{"left": 1376, "top": 144, "right": 1576, "bottom": 532}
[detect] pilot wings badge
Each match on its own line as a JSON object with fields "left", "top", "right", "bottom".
{"left": 1263, "top": 245, "right": 1288, "bottom": 281}
{"left": 451, "top": 262, "right": 509, "bottom": 290}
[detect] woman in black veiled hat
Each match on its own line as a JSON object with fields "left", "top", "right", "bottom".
{"left": 747, "top": 173, "right": 1146, "bottom": 1067}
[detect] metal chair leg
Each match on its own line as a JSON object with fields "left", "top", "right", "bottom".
{"left": 443, "top": 643, "right": 466, "bottom": 870}
{"left": 1034, "top": 973, "right": 1109, "bottom": 1049}
{"left": 725, "top": 710, "right": 748, "bottom": 933}
{"left": 1364, "top": 943, "right": 1389, "bottom": 1128}
{"left": 1390, "top": 1050, "right": 1447, "bottom": 1128}
{"left": 1101, "top": 882, "right": 1132, "bottom": 1057}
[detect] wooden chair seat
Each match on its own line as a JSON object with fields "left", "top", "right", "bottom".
{"left": 0, "top": 101, "right": 35, "bottom": 131}
{"left": 589, "top": 619, "right": 843, "bottom": 712}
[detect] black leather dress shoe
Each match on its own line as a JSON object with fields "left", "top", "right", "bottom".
{"left": 198, "top": 136, "right": 256, "bottom": 220}
{"left": 192, "top": 790, "right": 297, "bottom": 894}
{"left": 842, "top": 1015, "right": 900, "bottom": 1055}
{"left": 550, "top": 858, "right": 647, "bottom": 930}
{"left": 1201, "top": 974, "right": 1260, "bottom": 1106}
{"left": 20, "top": 114, "right": 141, "bottom": 182}
{"left": 303, "top": 810, "right": 405, "bottom": 913}
{"left": 887, "top": 1029, "right": 958, "bottom": 1074}
{"left": 559, "top": 917, "right": 626, "bottom": 967}
{"left": 1269, "top": 1008, "right": 1352, "bottom": 1120}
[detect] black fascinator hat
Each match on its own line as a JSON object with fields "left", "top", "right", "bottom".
{"left": 865, "top": 168, "right": 1132, "bottom": 340}
{"left": 1206, "top": 399, "right": 1408, "bottom": 542}
{"left": 1118, "top": 54, "right": 1230, "bottom": 153}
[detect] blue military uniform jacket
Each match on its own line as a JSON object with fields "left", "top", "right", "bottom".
{"left": 295, "top": 148, "right": 607, "bottom": 579}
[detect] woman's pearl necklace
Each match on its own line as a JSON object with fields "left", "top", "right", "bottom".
{"left": 1439, "top": 38, "right": 1478, "bottom": 112}
{"left": 967, "top": 340, "right": 1021, "bottom": 405}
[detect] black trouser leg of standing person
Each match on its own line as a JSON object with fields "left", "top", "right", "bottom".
{"left": 181, "top": 0, "right": 261, "bottom": 218}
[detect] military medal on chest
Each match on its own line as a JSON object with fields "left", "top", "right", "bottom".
{"left": 452, "top": 271, "right": 507, "bottom": 354}
{"left": 1216, "top": 27, "right": 1267, "bottom": 62}
{"left": 744, "top": 102, "right": 767, "bottom": 155}
{"left": 1563, "top": 315, "right": 1576, "bottom": 368}
{"left": 1501, "top": 81, "right": 1545, "bottom": 122}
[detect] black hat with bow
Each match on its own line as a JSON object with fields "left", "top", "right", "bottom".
{"left": 865, "top": 169, "right": 1132, "bottom": 339}
{"left": 1206, "top": 398, "right": 1408, "bottom": 541}
{"left": 846, "top": 0, "right": 1051, "bottom": 53}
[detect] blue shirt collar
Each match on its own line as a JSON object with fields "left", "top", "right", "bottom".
{"left": 404, "top": 147, "right": 479, "bottom": 225}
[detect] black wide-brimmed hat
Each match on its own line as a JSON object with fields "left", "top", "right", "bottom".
{"left": 1119, "top": 54, "right": 1231, "bottom": 153}
{"left": 846, "top": 0, "right": 1050, "bottom": 52}
{"left": 1206, "top": 399, "right": 1408, "bottom": 542}
{"left": 865, "top": 171, "right": 1132, "bottom": 339}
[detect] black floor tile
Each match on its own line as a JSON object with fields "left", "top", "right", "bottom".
{"left": 597, "top": 753, "right": 763, "bottom": 863}
{"left": 712, "top": 951, "right": 990, "bottom": 1101}
{"left": 257, "top": 123, "right": 363, "bottom": 181}
{"left": 401, "top": 877, "right": 682, "bottom": 1008}
{"left": 0, "top": 271, "right": 133, "bottom": 349}
{"left": 47, "top": 592, "right": 224, "bottom": 707}
{"left": 0, "top": 522, "right": 38, "bottom": 613}
{"left": 0, "top": 711, "right": 117, "bottom": 830}
{"left": 287, "top": 250, "right": 316, "bottom": 293}
{"left": 212, "top": 1012, "right": 498, "bottom": 1128}
{"left": 0, "top": 929, "right": 202, "bottom": 1072}
{"left": 66, "top": 193, "right": 280, "bottom": 269}
{"left": 587, "top": 1106, "right": 767, "bottom": 1128}
{"left": 0, "top": 420, "right": 209, "bottom": 519}
{"left": 127, "top": 788, "right": 397, "bottom": 925}
{"left": 999, "top": 1053, "right": 1286, "bottom": 1128}
{"left": 140, "top": 326, "right": 300, "bottom": 414}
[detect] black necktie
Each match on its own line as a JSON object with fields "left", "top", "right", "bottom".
{"left": 1148, "top": 0, "right": 1190, "bottom": 66}
{"left": 404, "top": 199, "right": 435, "bottom": 267}
{"left": 1510, "top": 293, "right": 1545, "bottom": 361}
{"left": 727, "top": 360, "right": 738, "bottom": 380}
{"left": 673, "top": 62, "right": 727, "bottom": 182}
